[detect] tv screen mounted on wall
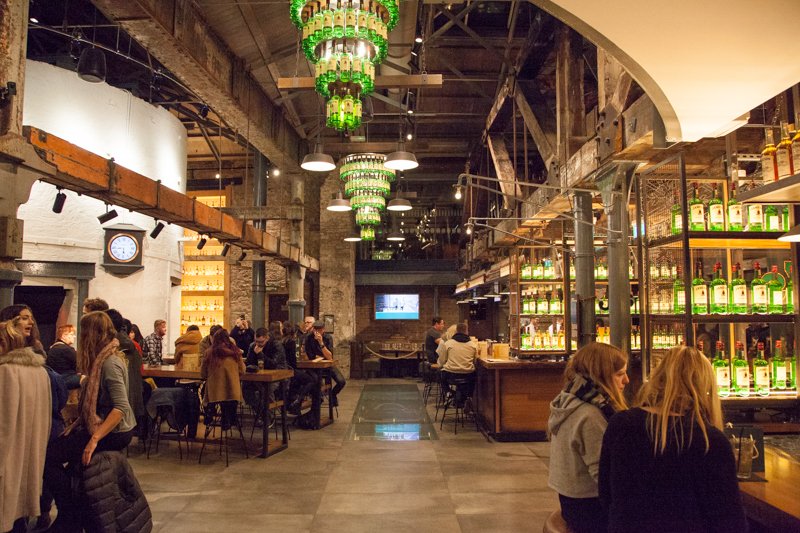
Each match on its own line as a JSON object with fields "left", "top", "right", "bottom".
{"left": 375, "top": 294, "right": 420, "bottom": 320}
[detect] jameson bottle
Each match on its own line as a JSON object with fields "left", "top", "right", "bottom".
{"left": 764, "top": 204, "right": 781, "bottom": 232}
{"left": 786, "top": 262, "right": 794, "bottom": 313}
{"left": 712, "top": 341, "right": 731, "bottom": 397}
{"left": 532, "top": 259, "right": 544, "bottom": 280}
{"left": 673, "top": 265, "right": 686, "bottom": 314}
{"left": 750, "top": 262, "right": 768, "bottom": 313}
{"left": 767, "top": 265, "right": 785, "bottom": 314}
{"left": 792, "top": 116, "right": 800, "bottom": 174}
{"left": 549, "top": 290, "right": 563, "bottom": 315}
{"left": 787, "top": 348, "right": 797, "bottom": 390}
{"left": 727, "top": 181, "right": 743, "bottom": 231}
{"left": 710, "top": 262, "right": 728, "bottom": 314}
{"left": 536, "top": 292, "right": 547, "bottom": 315}
{"left": 521, "top": 255, "right": 532, "bottom": 280}
{"left": 729, "top": 263, "right": 748, "bottom": 314}
{"left": 671, "top": 189, "right": 683, "bottom": 235}
{"left": 753, "top": 342, "right": 770, "bottom": 397}
{"left": 776, "top": 122, "right": 795, "bottom": 178}
{"left": 689, "top": 182, "right": 706, "bottom": 231}
{"left": 772, "top": 340, "right": 787, "bottom": 390}
{"left": 692, "top": 260, "right": 708, "bottom": 315}
{"left": 747, "top": 202, "right": 763, "bottom": 232}
{"left": 732, "top": 341, "right": 750, "bottom": 397}
{"left": 708, "top": 184, "right": 725, "bottom": 231}
{"left": 761, "top": 128, "right": 779, "bottom": 182}
{"left": 783, "top": 205, "right": 790, "bottom": 232}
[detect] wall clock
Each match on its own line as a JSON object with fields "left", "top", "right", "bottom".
{"left": 102, "top": 224, "right": 145, "bottom": 276}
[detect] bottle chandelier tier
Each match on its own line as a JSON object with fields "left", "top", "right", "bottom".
{"left": 340, "top": 153, "right": 395, "bottom": 240}
{"left": 291, "top": 0, "right": 399, "bottom": 131}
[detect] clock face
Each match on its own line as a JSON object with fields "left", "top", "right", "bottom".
{"left": 108, "top": 234, "right": 139, "bottom": 263}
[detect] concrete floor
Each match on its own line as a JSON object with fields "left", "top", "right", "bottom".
{"left": 128, "top": 378, "right": 558, "bottom": 533}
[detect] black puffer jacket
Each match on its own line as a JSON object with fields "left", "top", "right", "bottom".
{"left": 81, "top": 451, "right": 152, "bottom": 533}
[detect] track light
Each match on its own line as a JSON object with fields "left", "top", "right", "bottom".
{"left": 237, "top": 251, "right": 247, "bottom": 262}
{"left": 199, "top": 104, "right": 209, "bottom": 119}
{"left": 150, "top": 221, "right": 165, "bottom": 239}
{"left": 196, "top": 236, "right": 207, "bottom": 250}
{"left": 52, "top": 189, "right": 67, "bottom": 214}
{"left": 97, "top": 208, "right": 118, "bottom": 224}
{"left": 415, "top": 36, "right": 423, "bottom": 43}
{"left": 454, "top": 184, "right": 463, "bottom": 200}
{"left": 221, "top": 243, "right": 231, "bottom": 257}
{"left": 77, "top": 47, "right": 106, "bottom": 83}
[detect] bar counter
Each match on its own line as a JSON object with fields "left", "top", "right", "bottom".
{"left": 740, "top": 448, "right": 800, "bottom": 530}
{"left": 474, "top": 357, "right": 566, "bottom": 441}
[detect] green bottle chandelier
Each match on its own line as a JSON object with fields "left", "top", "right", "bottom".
{"left": 290, "top": 0, "right": 399, "bottom": 131}
{"left": 340, "top": 153, "right": 395, "bottom": 240}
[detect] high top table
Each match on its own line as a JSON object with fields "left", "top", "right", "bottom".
{"left": 141, "top": 365, "right": 294, "bottom": 458}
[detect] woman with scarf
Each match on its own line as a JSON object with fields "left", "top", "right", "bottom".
{"left": 43, "top": 311, "right": 136, "bottom": 532}
{"left": 548, "top": 342, "right": 629, "bottom": 533}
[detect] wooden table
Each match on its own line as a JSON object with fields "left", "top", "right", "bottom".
{"left": 297, "top": 360, "right": 335, "bottom": 428}
{"left": 739, "top": 447, "right": 800, "bottom": 530}
{"left": 141, "top": 365, "right": 294, "bottom": 458}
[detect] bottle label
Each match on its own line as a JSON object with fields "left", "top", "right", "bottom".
{"left": 693, "top": 285, "right": 707, "bottom": 303}
{"left": 775, "top": 366, "right": 787, "bottom": 381}
{"left": 769, "top": 215, "right": 780, "bottom": 230}
{"left": 716, "top": 366, "right": 730, "bottom": 387}
{"left": 762, "top": 155, "right": 777, "bottom": 181}
{"left": 736, "top": 366, "right": 749, "bottom": 386}
{"left": 710, "top": 204, "right": 724, "bottom": 225}
{"left": 345, "top": 10, "right": 356, "bottom": 26}
{"left": 677, "top": 292, "right": 686, "bottom": 305}
{"left": 728, "top": 204, "right": 743, "bottom": 225}
{"left": 690, "top": 204, "right": 705, "bottom": 225}
{"left": 660, "top": 265, "right": 670, "bottom": 279}
{"left": 753, "top": 285, "right": 767, "bottom": 305}
{"left": 340, "top": 54, "right": 351, "bottom": 71}
{"left": 714, "top": 285, "right": 728, "bottom": 303}
{"left": 748, "top": 205, "right": 762, "bottom": 223}
{"left": 733, "top": 285, "right": 747, "bottom": 305}
{"left": 777, "top": 149, "right": 792, "bottom": 177}
{"left": 324, "top": 12, "right": 333, "bottom": 26}
{"left": 334, "top": 10, "right": 344, "bottom": 26}
{"left": 755, "top": 366, "right": 770, "bottom": 387}
{"left": 551, "top": 302, "right": 562, "bottom": 314}
{"left": 674, "top": 214, "right": 683, "bottom": 230}
{"left": 772, "top": 290, "right": 784, "bottom": 305}
{"left": 792, "top": 141, "right": 800, "bottom": 171}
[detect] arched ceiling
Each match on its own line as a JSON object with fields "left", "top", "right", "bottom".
{"left": 531, "top": 0, "right": 800, "bottom": 142}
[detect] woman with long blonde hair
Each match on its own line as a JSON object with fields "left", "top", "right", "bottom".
{"left": 548, "top": 342, "right": 629, "bottom": 533}
{"left": 598, "top": 346, "right": 747, "bottom": 532}
{"left": 43, "top": 311, "right": 137, "bottom": 531}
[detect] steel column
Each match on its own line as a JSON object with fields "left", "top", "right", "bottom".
{"left": 251, "top": 152, "right": 268, "bottom": 328}
{"left": 573, "top": 191, "right": 595, "bottom": 348}
{"left": 607, "top": 167, "right": 634, "bottom": 351}
{"left": 287, "top": 174, "right": 306, "bottom": 325}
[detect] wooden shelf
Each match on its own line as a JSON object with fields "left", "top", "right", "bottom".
{"left": 649, "top": 313, "right": 795, "bottom": 324}
{"left": 520, "top": 278, "right": 564, "bottom": 284}
{"left": 721, "top": 395, "right": 799, "bottom": 409}
{"left": 519, "top": 314, "right": 564, "bottom": 319}
{"left": 184, "top": 255, "right": 226, "bottom": 261}
{"left": 737, "top": 172, "right": 800, "bottom": 204}
{"left": 648, "top": 232, "right": 789, "bottom": 250}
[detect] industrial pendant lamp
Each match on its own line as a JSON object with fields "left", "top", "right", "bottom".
{"left": 343, "top": 218, "right": 362, "bottom": 242}
{"left": 385, "top": 140, "right": 418, "bottom": 171}
{"left": 387, "top": 171, "right": 412, "bottom": 211}
{"left": 386, "top": 216, "right": 405, "bottom": 241}
{"left": 327, "top": 191, "right": 352, "bottom": 212}
{"left": 77, "top": 46, "right": 106, "bottom": 83}
{"left": 779, "top": 225, "right": 800, "bottom": 242}
{"left": 301, "top": 143, "right": 335, "bottom": 172}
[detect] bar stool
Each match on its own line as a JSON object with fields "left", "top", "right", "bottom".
{"left": 438, "top": 374, "right": 476, "bottom": 434}
{"left": 198, "top": 400, "right": 249, "bottom": 467}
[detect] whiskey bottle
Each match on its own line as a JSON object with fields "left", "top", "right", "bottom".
{"left": 521, "top": 255, "right": 532, "bottom": 280}
{"left": 761, "top": 128, "right": 779, "bottom": 182}
{"left": 532, "top": 259, "right": 544, "bottom": 280}
{"left": 543, "top": 258, "right": 555, "bottom": 280}
{"left": 783, "top": 205, "right": 790, "bottom": 232}
{"left": 549, "top": 290, "right": 563, "bottom": 315}
{"left": 671, "top": 189, "right": 683, "bottom": 235}
{"left": 727, "top": 181, "right": 743, "bottom": 231}
{"left": 746, "top": 202, "right": 763, "bottom": 232}
{"left": 767, "top": 265, "right": 785, "bottom": 314}
{"left": 712, "top": 340, "right": 731, "bottom": 397}
{"left": 787, "top": 347, "right": 797, "bottom": 390}
{"left": 753, "top": 342, "right": 770, "bottom": 397}
{"left": 689, "top": 182, "right": 706, "bottom": 231}
{"left": 691, "top": 260, "right": 708, "bottom": 315}
{"left": 673, "top": 265, "right": 686, "bottom": 313}
{"left": 792, "top": 116, "right": 800, "bottom": 174}
{"left": 764, "top": 204, "right": 781, "bottom": 232}
{"left": 536, "top": 292, "right": 547, "bottom": 315}
{"left": 750, "top": 262, "right": 768, "bottom": 313}
{"left": 786, "top": 262, "right": 794, "bottom": 313}
{"left": 729, "top": 263, "right": 748, "bottom": 314}
{"left": 709, "top": 262, "right": 728, "bottom": 314}
{"left": 707, "top": 184, "right": 725, "bottom": 231}
{"left": 732, "top": 341, "right": 750, "bottom": 398}
{"left": 772, "top": 340, "right": 787, "bottom": 390}
{"left": 776, "top": 122, "right": 795, "bottom": 178}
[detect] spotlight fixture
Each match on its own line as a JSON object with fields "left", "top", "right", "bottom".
{"left": 220, "top": 243, "right": 231, "bottom": 257}
{"left": 406, "top": 109, "right": 414, "bottom": 115}
{"left": 237, "top": 251, "right": 247, "bottom": 262}
{"left": 454, "top": 184, "right": 463, "bottom": 200}
{"left": 29, "top": 17, "right": 39, "bottom": 24}
{"left": 415, "top": 36, "right": 423, "bottom": 43}
{"left": 52, "top": 189, "right": 67, "bottom": 214}
{"left": 77, "top": 47, "right": 106, "bottom": 83}
{"left": 344, "top": 220, "right": 362, "bottom": 242}
{"left": 150, "top": 221, "right": 165, "bottom": 239}
{"left": 327, "top": 191, "right": 352, "bottom": 212}
{"left": 196, "top": 236, "right": 207, "bottom": 250}
{"left": 465, "top": 222, "right": 474, "bottom": 235}
{"left": 385, "top": 141, "right": 419, "bottom": 171}
{"left": 199, "top": 104, "right": 209, "bottom": 119}
{"left": 97, "top": 208, "right": 118, "bottom": 224}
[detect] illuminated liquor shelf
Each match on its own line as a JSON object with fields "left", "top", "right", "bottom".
{"left": 737, "top": 172, "right": 800, "bottom": 204}
{"left": 648, "top": 313, "right": 795, "bottom": 324}
{"left": 648, "top": 232, "right": 790, "bottom": 250}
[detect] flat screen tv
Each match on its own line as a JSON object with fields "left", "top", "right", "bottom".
{"left": 374, "top": 293, "right": 420, "bottom": 320}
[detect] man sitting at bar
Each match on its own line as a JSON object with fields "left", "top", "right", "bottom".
{"left": 436, "top": 322, "right": 477, "bottom": 405}
{"left": 424, "top": 317, "right": 445, "bottom": 363}
{"left": 142, "top": 319, "right": 167, "bottom": 366}
{"left": 303, "top": 320, "right": 346, "bottom": 407}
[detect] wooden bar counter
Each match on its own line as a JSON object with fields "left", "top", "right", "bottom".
{"left": 739, "top": 448, "right": 800, "bottom": 530}
{"left": 474, "top": 358, "right": 566, "bottom": 441}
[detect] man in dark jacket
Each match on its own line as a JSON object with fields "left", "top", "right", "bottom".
{"left": 231, "top": 315, "right": 255, "bottom": 354}
{"left": 47, "top": 324, "right": 80, "bottom": 389}
{"left": 106, "top": 309, "right": 145, "bottom": 433}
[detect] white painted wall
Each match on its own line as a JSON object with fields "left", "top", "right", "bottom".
{"left": 19, "top": 60, "right": 187, "bottom": 348}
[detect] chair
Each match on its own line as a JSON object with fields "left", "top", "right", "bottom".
{"left": 421, "top": 362, "right": 440, "bottom": 404}
{"left": 198, "top": 400, "right": 249, "bottom": 467}
{"left": 145, "top": 387, "right": 192, "bottom": 459}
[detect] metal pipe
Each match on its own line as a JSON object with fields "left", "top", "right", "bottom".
{"left": 251, "top": 152, "right": 268, "bottom": 328}
{"left": 287, "top": 174, "right": 306, "bottom": 326}
{"left": 573, "top": 191, "right": 595, "bottom": 348}
{"left": 607, "top": 166, "right": 633, "bottom": 351}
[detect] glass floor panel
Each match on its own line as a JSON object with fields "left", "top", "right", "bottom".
{"left": 346, "top": 384, "right": 438, "bottom": 441}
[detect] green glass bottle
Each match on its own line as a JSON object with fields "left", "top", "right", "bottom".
{"left": 543, "top": 258, "right": 555, "bottom": 280}
{"left": 753, "top": 342, "right": 770, "bottom": 397}
{"left": 729, "top": 262, "right": 748, "bottom": 314}
{"left": 536, "top": 292, "right": 547, "bottom": 315}
{"left": 670, "top": 188, "right": 683, "bottom": 235}
{"left": 786, "top": 262, "right": 794, "bottom": 313}
{"left": 532, "top": 259, "right": 544, "bottom": 280}
{"left": 787, "top": 348, "right": 797, "bottom": 390}
{"left": 333, "top": 4, "right": 345, "bottom": 38}
{"left": 768, "top": 265, "right": 785, "bottom": 314}
{"left": 727, "top": 181, "right": 743, "bottom": 231}
{"left": 689, "top": 182, "right": 706, "bottom": 231}
{"left": 549, "top": 290, "right": 562, "bottom": 315}
{"left": 750, "top": 262, "right": 768, "bottom": 313}
{"left": 782, "top": 205, "right": 790, "bottom": 232}
{"left": 732, "top": 341, "right": 750, "bottom": 397}
{"left": 709, "top": 261, "right": 728, "bottom": 314}
{"left": 747, "top": 203, "right": 763, "bottom": 231}
{"left": 708, "top": 183, "right": 725, "bottom": 231}
{"left": 691, "top": 260, "right": 708, "bottom": 315}
{"left": 772, "top": 340, "right": 787, "bottom": 390}
{"left": 712, "top": 340, "right": 731, "bottom": 397}
{"left": 521, "top": 255, "right": 532, "bottom": 280}
{"left": 673, "top": 265, "right": 686, "bottom": 314}
{"left": 765, "top": 204, "right": 781, "bottom": 232}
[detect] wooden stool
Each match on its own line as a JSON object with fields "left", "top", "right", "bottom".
{"left": 542, "top": 510, "right": 573, "bottom": 533}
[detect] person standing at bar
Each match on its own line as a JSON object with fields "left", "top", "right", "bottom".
{"left": 141, "top": 319, "right": 166, "bottom": 366}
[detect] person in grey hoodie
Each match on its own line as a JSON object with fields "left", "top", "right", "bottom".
{"left": 548, "top": 342, "right": 629, "bottom": 533}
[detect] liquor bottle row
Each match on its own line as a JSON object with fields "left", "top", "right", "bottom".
{"left": 520, "top": 323, "right": 566, "bottom": 351}
{"left": 594, "top": 292, "right": 640, "bottom": 314}
{"left": 183, "top": 265, "right": 224, "bottom": 277}
{"left": 180, "top": 313, "right": 223, "bottom": 327}
{"left": 671, "top": 181, "right": 790, "bottom": 234}
{"left": 300, "top": 0, "right": 392, "bottom": 53}
{"left": 685, "top": 261, "right": 793, "bottom": 315}
{"left": 520, "top": 258, "right": 557, "bottom": 280}
{"left": 181, "top": 298, "right": 224, "bottom": 312}
{"left": 521, "top": 291, "right": 563, "bottom": 315}
{"left": 761, "top": 120, "right": 800, "bottom": 181}
{"left": 183, "top": 278, "right": 225, "bottom": 292}
{"left": 595, "top": 326, "right": 641, "bottom": 350}
{"left": 713, "top": 340, "right": 797, "bottom": 398}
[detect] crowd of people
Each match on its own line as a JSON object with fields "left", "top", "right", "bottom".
{"left": 0, "top": 299, "right": 346, "bottom": 533}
